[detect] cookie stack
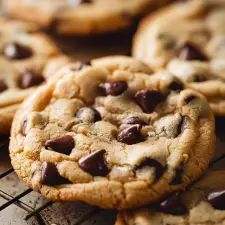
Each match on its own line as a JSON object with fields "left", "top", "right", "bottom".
{"left": 0, "top": 0, "right": 224, "bottom": 224}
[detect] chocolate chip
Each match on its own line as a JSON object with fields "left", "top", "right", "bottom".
{"left": 134, "top": 90, "right": 165, "bottom": 113}
{"left": 41, "top": 162, "right": 69, "bottom": 185}
{"left": 76, "top": 107, "right": 101, "bottom": 123}
{"left": 122, "top": 116, "right": 147, "bottom": 126}
{"left": 117, "top": 124, "right": 144, "bottom": 145}
{"left": 45, "top": 135, "right": 75, "bottom": 155}
{"left": 168, "top": 80, "right": 184, "bottom": 91}
{"left": 99, "top": 81, "right": 128, "bottom": 96}
{"left": 78, "top": 149, "right": 109, "bottom": 176}
{"left": 179, "top": 42, "right": 207, "bottom": 61}
{"left": 19, "top": 70, "right": 44, "bottom": 89}
{"left": 136, "top": 159, "right": 164, "bottom": 180}
{"left": 3, "top": 42, "right": 33, "bottom": 60}
{"left": 158, "top": 192, "right": 187, "bottom": 215}
{"left": 170, "top": 167, "right": 183, "bottom": 185}
{"left": 207, "top": 189, "right": 225, "bottom": 210}
{"left": 0, "top": 80, "right": 7, "bottom": 93}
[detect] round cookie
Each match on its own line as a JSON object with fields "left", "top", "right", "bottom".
{"left": 133, "top": 0, "right": 225, "bottom": 115}
{"left": 0, "top": 18, "right": 60, "bottom": 135}
{"left": 116, "top": 170, "right": 225, "bottom": 225}
{"left": 3, "top": 0, "right": 173, "bottom": 35}
{"left": 10, "top": 56, "right": 215, "bottom": 209}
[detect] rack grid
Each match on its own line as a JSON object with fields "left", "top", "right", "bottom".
{"left": 0, "top": 141, "right": 116, "bottom": 225}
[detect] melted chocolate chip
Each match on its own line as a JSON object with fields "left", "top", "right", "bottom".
{"left": 99, "top": 81, "right": 128, "bottom": 96}
{"left": 78, "top": 149, "right": 109, "bottom": 176}
{"left": 0, "top": 80, "right": 7, "bottom": 93}
{"left": 41, "top": 162, "right": 69, "bottom": 185}
{"left": 117, "top": 124, "right": 144, "bottom": 145}
{"left": 4, "top": 42, "right": 33, "bottom": 60}
{"left": 19, "top": 70, "right": 44, "bottom": 89}
{"left": 158, "top": 192, "right": 187, "bottom": 215}
{"left": 122, "top": 116, "right": 147, "bottom": 126}
{"left": 136, "top": 159, "right": 164, "bottom": 181}
{"left": 207, "top": 189, "right": 225, "bottom": 210}
{"left": 170, "top": 167, "right": 184, "bottom": 185}
{"left": 179, "top": 43, "right": 207, "bottom": 61}
{"left": 168, "top": 80, "right": 184, "bottom": 91}
{"left": 45, "top": 135, "right": 75, "bottom": 155}
{"left": 134, "top": 90, "right": 165, "bottom": 113}
{"left": 76, "top": 107, "right": 101, "bottom": 123}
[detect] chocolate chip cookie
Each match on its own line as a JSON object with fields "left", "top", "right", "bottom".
{"left": 3, "top": 0, "right": 173, "bottom": 35}
{"left": 116, "top": 170, "right": 225, "bottom": 225}
{"left": 0, "top": 18, "right": 60, "bottom": 135}
{"left": 133, "top": 0, "right": 225, "bottom": 115}
{"left": 10, "top": 56, "right": 215, "bottom": 209}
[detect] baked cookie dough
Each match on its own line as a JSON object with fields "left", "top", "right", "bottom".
{"left": 116, "top": 170, "right": 225, "bottom": 225}
{"left": 133, "top": 0, "right": 225, "bottom": 115}
{"left": 10, "top": 56, "right": 215, "bottom": 209}
{"left": 3, "top": 0, "right": 173, "bottom": 35}
{"left": 0, "top": 18, "right": 60, "bottom": 135}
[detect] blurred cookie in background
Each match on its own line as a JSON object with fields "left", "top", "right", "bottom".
{"left": 0, "top": 18, "right": 60, "bottom": 136}
{"left": 3, "top": 0, "right": 174, "bottom": 35}
{"left": 133, "top": 0, "right": 225, "bottom": 116}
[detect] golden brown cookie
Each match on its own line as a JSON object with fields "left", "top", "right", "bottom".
{"left": 10, "top": 56, "right": 215, "bottom": 209}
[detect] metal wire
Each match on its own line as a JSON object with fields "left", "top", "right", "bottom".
{"left": 0, "top": 168, "right": 14, "bottom": 179}
{"left": 211, "top": 153, "right": 225, "bottom": 165}
{"left": 0, "top": 190, "right": 47, "bottom": 225}
{"left": 0, "top": 189, "right": 32, "bottom": 211}
{"left": 0, "top": 152, "right": 100, "bottom": 225}
{"left": 24, "top": 201, "right": 53, "bottom": 220}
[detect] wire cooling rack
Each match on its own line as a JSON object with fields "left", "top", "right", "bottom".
{"left": 1, "top": 120, "right": 225, "bottom": 225}
{"left": 0, "top": 141, "right": 116, "bottom": 225}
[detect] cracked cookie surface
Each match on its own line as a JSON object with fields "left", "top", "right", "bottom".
{"left": 3, "top": 0, "right": 173, "bottom": 35}
{"left": 10, "top": 56, "right": 215, "bottom": 209}
{"left": 133, "top": 0, "right": 225, "bottom": 115}
{"left": 0, "top": 18, "right": 60, "bottom": 135}
{"left": 116, "top": 170, "right": 225, "bottom": 225}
